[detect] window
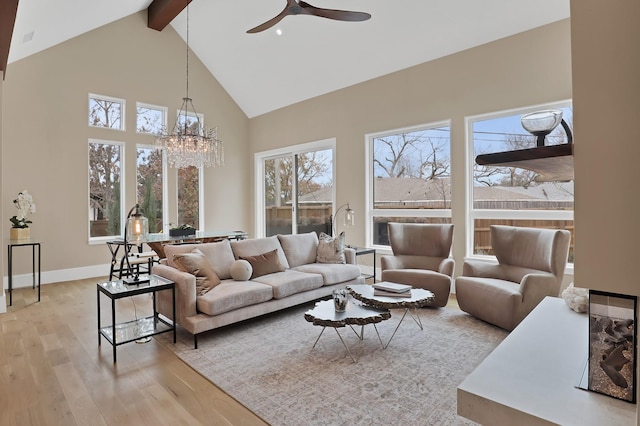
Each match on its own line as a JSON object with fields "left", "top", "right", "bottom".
{"left": 89, "top": 94, "right": 125, "bottom": 130}
{"left": 136, "top": 145, "right": 165, "bottom": 233}
{"left": 178, "top": 166, "right": 201, "bottom": 229}
{"left": 136, "top": 102, "right": 167, "bottom": 135}
{"left": 256, "top": 140, "right": 335, "bottom": 238}
{"left": 469, "top": 102, "right": 574, "bottom": 261}
{"left": 89, "top": 140, "right": 123, "bottom": 239}
{"left": 367, "top": 122, "right": 451, "bottom": 247}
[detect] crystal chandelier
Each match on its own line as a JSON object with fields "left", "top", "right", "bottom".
{"left": 156, "top": 4, "right": 223, "bottom": 169}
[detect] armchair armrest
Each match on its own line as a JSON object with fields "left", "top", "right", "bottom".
{"left": 462, "top": 259, "right": 505, "bottom": 279}
{"left": 438, "top": 258, "right": 455, "bottom": 277}
{"left": 381, "top": 254, "right": 402, "bottom": 271}
{"left": 152, "top": 264, "right": 198, "bottom": 324}
{"left": 519, "top": 272, "right": 561, "bottom": 302}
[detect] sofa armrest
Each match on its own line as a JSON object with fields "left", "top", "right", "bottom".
{"left": 344, "top": 247, "right": 356, "bottom": 264}
{"left": 152, "top": 264, "right": 198, "bottom": 325}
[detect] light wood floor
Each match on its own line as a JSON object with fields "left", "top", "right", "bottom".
{"left": 2, "top": 279, "right": 461, "bottom": 425}
{"left": 1, "top": 279, "right": 267, "bottom": 426}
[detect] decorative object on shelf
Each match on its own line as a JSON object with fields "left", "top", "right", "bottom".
{"left": 169, "top": 224, "right": 196, "bottom": 237}
{"left": 332, "top": 202, "right": 355, "bottom": 237}
{"left": 561, "top": 282, "right": 588, "bottom": 313}
{"left": 475, "top": 109, "right": 574, "bottom": 182}
{"left": 582, "top": 290, "right": 637, "bottom": 403}
{"left": 156, "top": 3, "right": 223, "bottom": 169}
{"left": 10, "top": 190, "right": 36, "bottom": 240}
{"left": 123, "top": 204, "right": 149, "bottom": 284}
{"left": 332, "top": 288, "right": 348, "bottom": 312}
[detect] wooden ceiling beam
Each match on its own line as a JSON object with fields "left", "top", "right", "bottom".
{"left": 0, "top": 0, "right": 19, "bottom": 78}
{"left": 148, "top": 0, "right": 192, "bottom": 31}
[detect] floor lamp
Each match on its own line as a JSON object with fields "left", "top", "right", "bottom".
{"left": 332, "top": 203, "right": 355, "bottom": 238}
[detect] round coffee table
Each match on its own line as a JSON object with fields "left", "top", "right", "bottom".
{"left": 348, "top": 283, "right": 435, "bottom": 348}
{"left": 304, "top": 299, "right": 390, "bottom": 362}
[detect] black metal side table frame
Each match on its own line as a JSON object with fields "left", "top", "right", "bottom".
{"left": 354, "top": 247, "right": 376, "bottom": 282}
{"left": 97, "top": 275, "right": 176, "bottom": 363}
{"left": 7, "top": 240, "right": 41, "bottom": 306}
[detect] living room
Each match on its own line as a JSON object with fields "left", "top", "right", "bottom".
{"left": 1, "top": 0, "right": 639, "bottom": 424}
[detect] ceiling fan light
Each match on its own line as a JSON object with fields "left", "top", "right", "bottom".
{"left": 521, "top": 110, "right": 563, "bottom": 136}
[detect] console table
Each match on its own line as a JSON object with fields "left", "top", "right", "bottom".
{"left": 7, "top": 239, "right": 41, "bottom": 306}
{"left": 457, "top": 296, "right": 635, "bottom": 425}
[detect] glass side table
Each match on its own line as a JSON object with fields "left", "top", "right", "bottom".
{"left": 353, "top": 247, "right": 376, "bottom": 282}
{"left": 7, "top": 239, "right": 41, "bottom": 306}
{"left": 97, "top": 274, "right": 176, "bottom": 363}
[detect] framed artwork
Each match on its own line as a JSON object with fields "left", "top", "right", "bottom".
{"left": 588, "top": 290, "right": 637, "bottom": 403}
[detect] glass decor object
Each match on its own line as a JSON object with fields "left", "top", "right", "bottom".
{"left": 333, "top": 289, "right": 348, "bottom": 312}
{"left": 520, "top": 110, "right": 563, "bottom": 146}
{"left": 126, "top": 205, "right": 149, "bottom": 244}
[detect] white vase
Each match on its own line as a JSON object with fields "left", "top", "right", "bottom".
{"left": 10, "top": 227, "right": 30, "bottom": 240}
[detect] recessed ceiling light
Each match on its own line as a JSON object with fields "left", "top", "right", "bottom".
{"left": 22, "top": 31, "right": 34, "bottom": 43}
{"left": 275, "top": 28, "right": 282, "bottom": 36}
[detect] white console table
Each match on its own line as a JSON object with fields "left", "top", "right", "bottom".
{"left": 458, "top": 296, "right": 635, "bottom": 425}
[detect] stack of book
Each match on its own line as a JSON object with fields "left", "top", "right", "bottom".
{"left": 372, "top": 282, "right": 412, "bottom": 298}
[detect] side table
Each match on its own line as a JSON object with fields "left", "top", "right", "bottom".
{"left": 353, "top": 247, "right": 376, "bottom": 282}
{"left": 7, "top": 239, "right": 41, "bottom": 306}
{"left": 97, "top": 274, "right": 176, "bottom": 363}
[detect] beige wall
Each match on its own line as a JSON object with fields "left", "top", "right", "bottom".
{"left": 249, "top": 19, "right": 573, "bottom": 276}
{"left": 570, "top": 2, "right": 640, "bottom": 419}
{"left": 2, "top": 12, "right": 250, "bottom": 280}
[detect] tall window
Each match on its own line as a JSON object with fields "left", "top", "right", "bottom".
{"left": 367, "top": 122, "right": 451, "bottom": 247}
{"left": 136, "top": 102, "right": 166, "bottom": 135}
{"left": 469, "top": 102, "right": 574, "bottom": 261}
{"left": 89, "top": 140, "right": 123, "bottom": 238}
{"left": 257, "top": 140, "right": 334, "bottom": 238}
{"left": 136, "top": 146, "right": 165, "bottom": 233}
{"left": 89, "top": 94, "right": 125, "bottom": 130}
{"left": 178, "top": 166, "right": 201, "bottom": 229}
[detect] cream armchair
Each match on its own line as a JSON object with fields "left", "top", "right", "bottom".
{"left": 381, "top": 223, "right": 454, "bottom": 307}
{"left": 455, "top": 225, "right": 571, "bottom": 331}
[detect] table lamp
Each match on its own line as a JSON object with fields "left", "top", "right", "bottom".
{"left": 123, "top": 204, "right": 149, "bottom": 284}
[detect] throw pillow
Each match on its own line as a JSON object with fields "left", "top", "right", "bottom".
{"left": 240, "top": 249, "right": 285, "bottom": 279}
{"left": 316, "top": 232, "right": 346, "bottom": 264}
{"left": 230, "top": 259, "right": 253, "bottom": 281}
{"left": 173, "top": 249, "right": 221, "bottom": 295}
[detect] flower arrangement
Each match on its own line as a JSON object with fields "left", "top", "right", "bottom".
{"left": 10, "top": 190, "right": 36, "bottom": 229}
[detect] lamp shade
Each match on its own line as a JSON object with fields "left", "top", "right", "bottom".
{"left": 126, "top": 210, "right": 148, "bottom": 243}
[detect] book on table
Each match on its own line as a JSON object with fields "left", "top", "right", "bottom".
{"left": 373, "top": 289, "right": 412, "bottom": 298}
{"left": 372, "top": 282, "right": 412, "bottom": 293}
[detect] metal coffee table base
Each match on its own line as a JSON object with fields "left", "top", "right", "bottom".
{"left": 311, "top": 323, "right": 385, "bottom": 363}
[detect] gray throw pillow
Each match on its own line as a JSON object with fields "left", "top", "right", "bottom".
{"left": 316, "top": 232, "right": 346, "bottom": 264}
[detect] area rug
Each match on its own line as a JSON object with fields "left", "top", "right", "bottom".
{"left": 156, "top": 302, "right": 508, "bottom": 425}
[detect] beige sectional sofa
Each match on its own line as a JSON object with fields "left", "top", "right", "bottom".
{"left": 153, "top": 232, "right": 364, "bottom": 348}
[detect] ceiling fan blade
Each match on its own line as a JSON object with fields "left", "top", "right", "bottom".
{"left": 299, "top": 1, "right": 371, "bottom": 22}
{"left": 247, "top": 7, "right": 290, "bottom": 33}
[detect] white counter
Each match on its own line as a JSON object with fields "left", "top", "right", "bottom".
{"left": 457, "top": 296, "right": 635, "bottom": 425}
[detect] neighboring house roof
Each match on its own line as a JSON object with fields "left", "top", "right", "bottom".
{"left": 297, "top": 177, "right": 573, "bottom": 205}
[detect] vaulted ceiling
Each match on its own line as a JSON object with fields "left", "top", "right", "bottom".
{"left": 4, "top": 0, "right": 570, "bottom": 118}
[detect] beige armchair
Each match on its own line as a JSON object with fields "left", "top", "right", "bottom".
{"left": 455, "top": 225, "right": 571, "bottom": 331}
{"left": 381, "top": 223, "right": 455, "bottom": 307}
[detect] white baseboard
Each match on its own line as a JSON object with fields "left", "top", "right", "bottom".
{"left": 3, "top": 263, "right": 109, "bottom": 290}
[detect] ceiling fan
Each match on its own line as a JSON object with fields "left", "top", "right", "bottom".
{"left": 247, "top": 0, "right": 371, "bottom": 34}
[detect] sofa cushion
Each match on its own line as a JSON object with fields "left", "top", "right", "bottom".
{"left": 230, "top": 259, "right": 252, "bottom": 281}
{"left": 173, "top": 249, "right": 221, "bottom": 296}
{"left": 316, "top": 232, "right": 346, "bottom": 264}
{"left": 196, "top": 280, "right": 273, "bottom": 316}
{"left": 231, "top": 236, "right": 290, "bottom": 269}
{"left": 164, "top": 240, "right": 236, "bottom": 280}
{"left": 293, "top": 263, "right": 361, "bottom": 285}
{"left": 240, "top": 249, "right": 285, "bottom": 279}
{"left": 252, "top": 270, "right": 323, "bottom": 299}
{"left": 277, "top": 232, "right": 319, "bottom": 268}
